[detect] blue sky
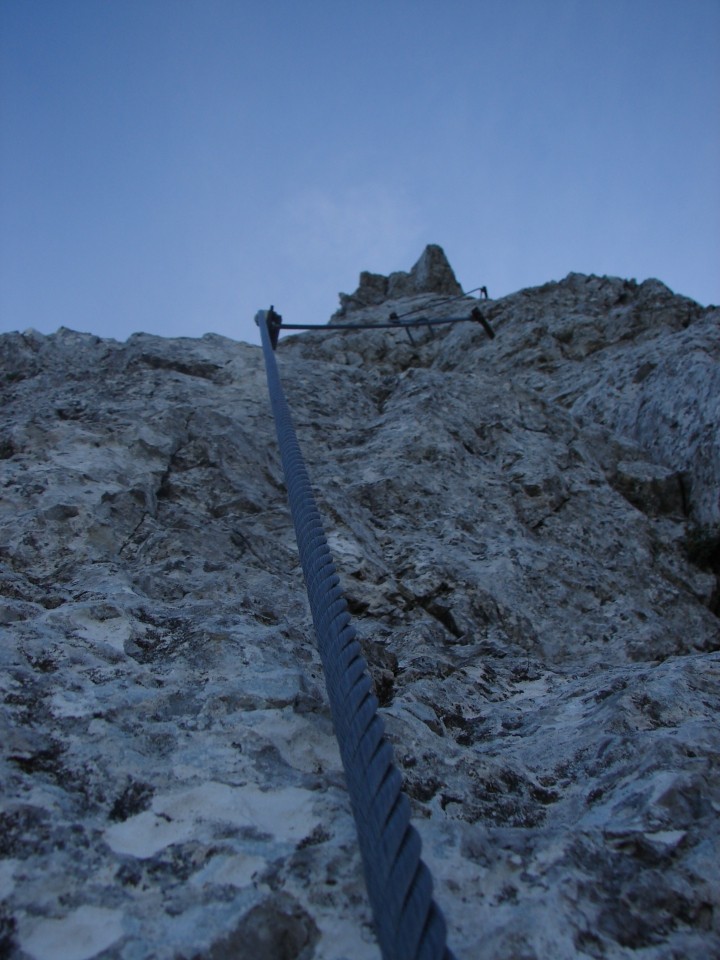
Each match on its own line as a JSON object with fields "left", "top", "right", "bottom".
{"left": 1, "top": 0, "right": 718, "bottom": 346}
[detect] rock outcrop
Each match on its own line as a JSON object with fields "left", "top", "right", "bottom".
{"left": 334, "top": 243, "right": 462, "bottom": 318}
{"left": 1, "top": 258, "right": 719, "bottom": 959}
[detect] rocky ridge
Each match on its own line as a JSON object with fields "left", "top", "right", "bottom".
{"left": 1, "top": 251, "right": 719, "bottom": 959}
{"left": 333, "top": 244, "right": 463, "bottom": 318}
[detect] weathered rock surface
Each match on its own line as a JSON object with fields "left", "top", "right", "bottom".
{"left": 334, "top": 244, "right": 462, "bottom": 318}
{"left": 1, "top": 262, "right": 719, "bottom": 959}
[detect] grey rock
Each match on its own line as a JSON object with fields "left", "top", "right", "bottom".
{"left": 448, "top": 272, "right": 720, "bottom": 533}
{"left": 192, "top": 893, "right": 319, "bottom": 960}
{"left": 611, "top": 459, "right": 687, "bottom": 517}
{"left": 1, "top": 263, "right": 719, "bottom": 960}
{"left": 335, "top": 244, "right": 462, "bottom": 318}
{"left": 388, "top": 243, "right": 463, "bottom": 300}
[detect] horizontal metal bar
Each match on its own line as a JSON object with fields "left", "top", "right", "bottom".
{"left": 279, "top": 316, "right": 475, "bottom": 332}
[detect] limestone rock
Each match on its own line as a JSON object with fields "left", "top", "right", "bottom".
{"left": 1, "top": 266, "right": 719, "bottom": 960}
{"left": 334, "top": 244, "right": 462, "bottom": 318}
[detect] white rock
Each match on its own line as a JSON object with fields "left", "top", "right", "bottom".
{"left": 19, "top": 906, "right": 124, "bottom": 960}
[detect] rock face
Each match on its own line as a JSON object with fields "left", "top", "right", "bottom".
{"left": 334, "top": 243, "right": 462, "bottom": 318}
{"left": 1, "top": 263, "right": 719, "bottom": 960}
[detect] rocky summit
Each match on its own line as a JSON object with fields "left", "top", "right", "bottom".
{"left": 1, "top": 248, "right": 719, "bottom": 960}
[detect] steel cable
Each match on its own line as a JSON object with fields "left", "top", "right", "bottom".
{"left": 256, "top": 309, "right": 456, "bottom": 960}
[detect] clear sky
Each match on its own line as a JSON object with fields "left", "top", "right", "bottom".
{"left": 1, "top": 0, "right": 718, "bottom": 346}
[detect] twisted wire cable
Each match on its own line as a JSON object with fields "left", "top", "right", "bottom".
{"left": 256, "top": 309, "right": 456, "bottom": 960}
